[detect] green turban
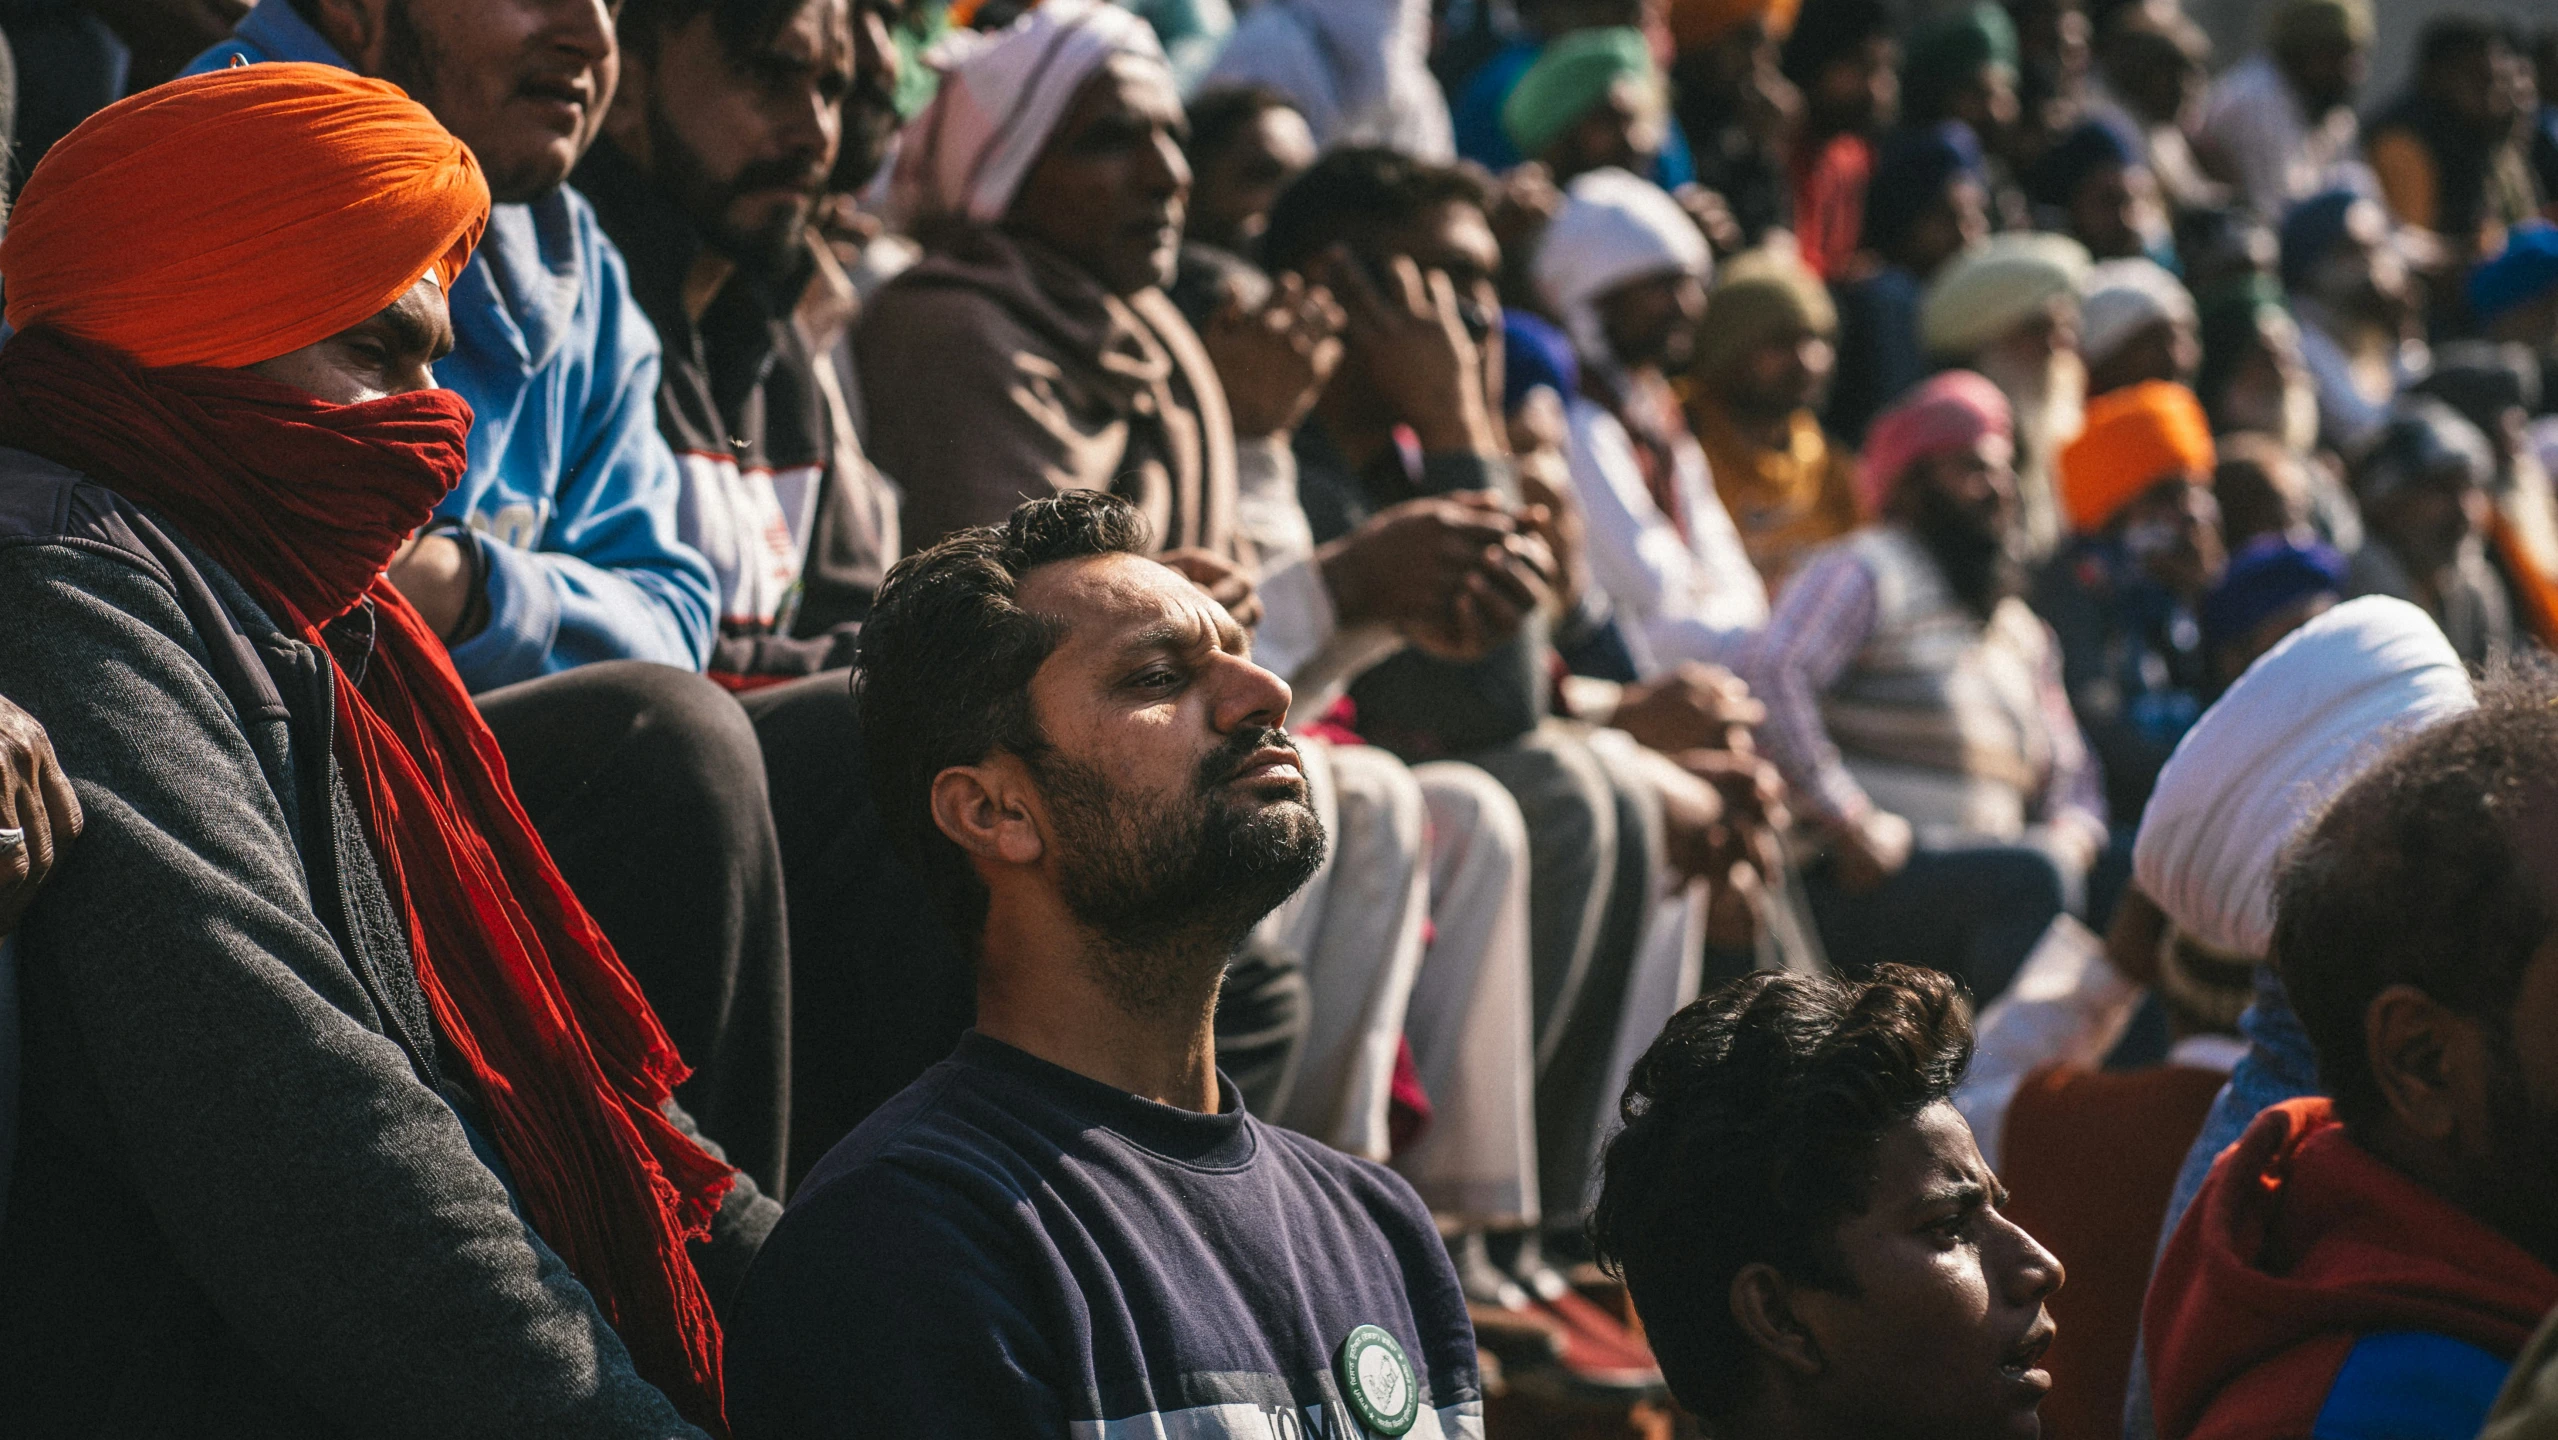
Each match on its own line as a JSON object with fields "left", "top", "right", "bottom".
{"left": 1502, "top": 27, "right": 1664, "bottom": 160}
{"left": 1902, "top": 3, "right": 2019, "bottom": 121}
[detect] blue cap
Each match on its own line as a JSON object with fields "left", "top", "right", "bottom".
{"left": 1864, "top": 121, "right": 1987, "bottom": 252}
{"left": 2468, "top": 221, "right": 2558, "bottom": 326}
{"left": 2278, "top": 189, "right": 2362, "bottom": 296}
{"left": 2201, "top": 535, "right": 2347, "bottom": 656}
{"left": 2024, "top": 117, "right": 2141, "bottom": 212}
{"left": 1502, "top": 309, "right": 1580, "bottom": 415}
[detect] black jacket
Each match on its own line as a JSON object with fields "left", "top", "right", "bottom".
{"left": 576, "top": 140, "right": 892, "bottom": 681}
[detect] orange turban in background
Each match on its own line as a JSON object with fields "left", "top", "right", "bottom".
{"left": 2059, "top": 381, "right": 2216, "bottom": 533}
{"left": 1670, "top": 0, "right": 1802, "bottom": 51}
{"left": 3, "top": 63, "right": 489, "bottom": 370}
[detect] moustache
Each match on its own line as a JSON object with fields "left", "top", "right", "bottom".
{"left": 1196, "top": 725, "right": 1301, "bottom": 792}
{"left": 728, "top": 154, "right": 832, "bottom": 198}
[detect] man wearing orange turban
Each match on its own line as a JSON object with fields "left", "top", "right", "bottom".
{"left": 186, "top": 0, "right": 804, "bottom": 1207}
{"left": 2036, "top": 379, "right": 2227, "bottom": 822}
{"left": 0, "top": 65, "right": 773, "bottom": 1438}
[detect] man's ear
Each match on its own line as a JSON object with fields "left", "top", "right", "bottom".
{"left": 2367, "top": 983, "right": 2486, "bottom": 1144}
{"left": 929, "top": 756, "right": 1047, "bottom": 869}
{"left": 310, "top": 0, "right": 388, "bottom": 76}
{"left": 1731, "top": 1262, "right": 1824, "bottom": 1380}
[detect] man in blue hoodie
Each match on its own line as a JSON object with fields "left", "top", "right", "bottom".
{"left": 184, "top": 0, "right": 796, "bottom": 1196}
{"left": 190, "top": 0, "right": 713, "bottom": 688}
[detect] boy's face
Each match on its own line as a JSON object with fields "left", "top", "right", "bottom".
{"left": 1790, "top": 1102, "right": 2064, "bottom": 1440}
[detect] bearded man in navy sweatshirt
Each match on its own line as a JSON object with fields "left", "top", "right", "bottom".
{"left": 725, "top": 491, "right": 1483, "bottom": 1439}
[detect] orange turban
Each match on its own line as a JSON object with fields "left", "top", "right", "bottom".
{"left": 2059, "top": 381, "right": 2217, "bottom": 533}
{"left": 3, "top": 63, "right": 489, "bottom": 370}
{"left": 1671, "top": 0, "right": 1803, "bottom": 49}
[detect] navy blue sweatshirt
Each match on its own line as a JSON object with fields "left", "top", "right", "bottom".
{"left": 727, "top": 1032, "right": 1483, "bottom": 1439}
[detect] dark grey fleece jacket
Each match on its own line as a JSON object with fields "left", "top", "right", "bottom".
{"left": 0, "top": 447, "right": 774, "bottom": 1438}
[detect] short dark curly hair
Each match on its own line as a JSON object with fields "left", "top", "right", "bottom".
{"left": 1588, "top": 965, "right": 1975, "bottom": 1424}
{"left": 1183, "top": 84, "right": 1301, "bottom": 172}
{"left": 1258, "top": 146, "right": 1494, "bottom": 279}
{"left": 2274, "top": 676, "right": 2558, "bottom": 1134}
{"left": 854, "top": 492, "right": 1154, "bottom": 946}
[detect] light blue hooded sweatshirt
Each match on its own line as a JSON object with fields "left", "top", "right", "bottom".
{"left": 186, "top": 6, "right": 717, "bottom": 690}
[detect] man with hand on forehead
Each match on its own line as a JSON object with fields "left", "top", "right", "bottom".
{"left": 0, "top": 65, "right": 774, "bottom": 1435}
{"left": 727, "top": 494, "right": 1483, "bottom": 1440}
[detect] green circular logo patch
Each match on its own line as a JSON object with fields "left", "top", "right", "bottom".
{"left": 1335, "top": 1324, "right": 1420, "bottom": 1437}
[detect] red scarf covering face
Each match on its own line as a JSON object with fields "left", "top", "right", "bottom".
{"left": 0, "top": 325, "right": 735, "bottom": 1432}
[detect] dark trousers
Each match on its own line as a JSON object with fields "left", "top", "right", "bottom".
{"left": 478, "top": 661, "right": 792, "bottom": 1196}
{"left": 1804, "top": 842, "right": 2068, "bottom": 1002}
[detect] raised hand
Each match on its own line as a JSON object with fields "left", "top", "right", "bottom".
{"left": 1203, "top": 271, "right": 1346, "bottom": 440}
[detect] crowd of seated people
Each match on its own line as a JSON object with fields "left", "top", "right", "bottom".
{"left": 4, "top": 0, "right": 2558, "bottom": 1434}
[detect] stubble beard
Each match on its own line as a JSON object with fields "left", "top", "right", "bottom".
{"left": 2469, "top": 1028, "right": 2558, "bottom": 1273}
{"left": 647, "top": 100, "right": 818, "bottom": 275}
{"left": 1032, "top": 729, "right": 1328, "bottom": 1021}
{"left": 378, "top": 0, "right": 580, "bottom": 204}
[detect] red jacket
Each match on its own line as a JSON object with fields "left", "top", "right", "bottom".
{"left": 2000, "top": 1061, "right": 2229, "bottom": 1440}
{"left": 2145, "top": 1098, "right": 2558, "bottom": 1440}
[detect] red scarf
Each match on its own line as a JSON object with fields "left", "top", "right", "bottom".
{"left": 0, "top": 326, "right": 735, "bottom": 1432}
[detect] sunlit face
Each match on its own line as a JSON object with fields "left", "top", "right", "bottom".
{"left": 1546, "top": 79, "right": 1669, "bottom": 181}
{"left": 2367, "top": 457, "right": 2489, "bottom": 578}
{"left": 1006, "top": 56, "right": 1190, "bottom": 296}
{"left": 1597, "top": 267, "right": 1707, "bottom": 372}
{"left": 627, "top": 0, "right": 852, "bottom": 272}
{"left": 1791, "top": 1103, "right": 2065, "bottom": 1440}
{"left": 2120, "top": 475, "right": 2225, "bottom": 600}
{"left": 1913, "top": 433, "right": 2020, "bottom": 536}
{"left": 1330, "top": 199, "right": 1506, "bottom": 425}
{"left": 245, "top": 274, "right": 456, "bottom": 405}
{"left": 1900, "top": 175, "right": 1990, "bottom": 278}
{"left": 1191, "top": 103, "right": 1316, "bottom": 252}
{"left": 1721, "top": 322, "right": 1836, "bottom": 420}
{"left": 1813, "top": 37, "right": 1901, "bottom": 133}
{"left": 1009, "top": 553, "right": 1324, "bottom": 971}
{"left": 2067, "top": 160, "right": 2165, "bottom": 261}
{"left": 343, "top": 0, "right": 620, "bottom": 203}
{"left": 1021, "top": 552, "right": 1303, "bottom": 818}
{"left": 2089, "top": 315, "right": 2199, "bottom": 395}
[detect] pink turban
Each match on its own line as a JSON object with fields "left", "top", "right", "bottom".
{"left": 1858, "top": 370, "right": 2013, "bottom": 512}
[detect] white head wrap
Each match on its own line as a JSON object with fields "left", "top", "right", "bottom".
{"left": 2132, "top": 596, "right": 2475, "bottom": 959}
{"left": 1532, "top": 167, "right": 1712, "bottom": 370}
{"left": 1202, "top": 0, "right": 1453, "bottom": 160}
{"left": 886, "top": 0, "right": 1170, "bottom": 229}
{"left": 2077, "top": 257, "right": 2197, "bottom": 368}
{"left": 1921, "top": 231, "right": 2092, "bottom": 359}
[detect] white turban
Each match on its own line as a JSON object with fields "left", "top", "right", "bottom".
{"left": 1921, "top": 231, "right": 2092, "bottom": 359}
{"left": 1532, "top": 167, "right": 1712, "bottom": 369}
{"left": 2132, "top": 596, "right": 2475, "bottom": 959}
{"left": 2078, "top": 257, "right": 2196, "bottom": 368}
{"left": 886, "top": 0, "right": 1170, "bottom": 229}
